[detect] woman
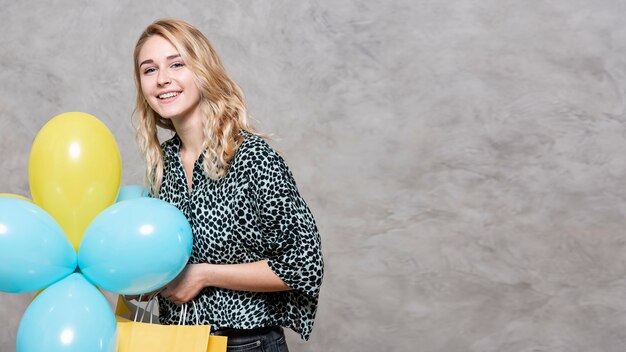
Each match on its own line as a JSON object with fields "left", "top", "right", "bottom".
{"left": 132, "top": 19, "right": 323, "bottom": 351}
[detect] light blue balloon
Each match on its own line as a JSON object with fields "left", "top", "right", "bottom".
{"left": 78, "top": 197, "right": 192, "bottom": 295}
{"left": 0, "top": 198, "right": 77, "bottom": 293}
{"left": 115, "top": 185, "right": 148, "bottom": 203}
{"left": 16, "top": 273, "right": 117, "bottom": 352}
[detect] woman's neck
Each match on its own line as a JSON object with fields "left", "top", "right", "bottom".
{"left": 172, "top": 115, "right": 204, "bottom": 161}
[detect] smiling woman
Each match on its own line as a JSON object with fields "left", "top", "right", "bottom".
{"left": 130, "top": 19, "right": 324, "bottom": 352}
{"left": 138, "top": 37, "right": 202, "bottom": 127}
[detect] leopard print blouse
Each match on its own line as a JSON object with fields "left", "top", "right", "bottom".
{"left": 156, "top": 132, "right": 323, "bottom": 340}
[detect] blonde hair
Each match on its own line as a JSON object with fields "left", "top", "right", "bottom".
{"left": 133, "top": 19, "right": 259, "bottom": 196}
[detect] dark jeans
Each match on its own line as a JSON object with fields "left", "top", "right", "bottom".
{"left": 212, "top": 326, "right": 289, "bottom": 352}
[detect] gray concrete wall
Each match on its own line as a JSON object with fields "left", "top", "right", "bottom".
{"left": 2, "top": 1, "right": 626, "bottom": 351}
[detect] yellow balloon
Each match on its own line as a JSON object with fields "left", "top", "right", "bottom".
{"left": 28, "top": 112, "right": 121, "bottom": 252}
{"left": 0, "top": 193, "right": 32, "bottom": 202}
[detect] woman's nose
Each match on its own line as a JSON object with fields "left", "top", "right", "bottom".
{"left": 157, "top": 70, "right": 171, "bottom": 86}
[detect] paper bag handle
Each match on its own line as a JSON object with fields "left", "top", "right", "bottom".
{"left": 178, "top": 301, "right": 200, "bottom": 325}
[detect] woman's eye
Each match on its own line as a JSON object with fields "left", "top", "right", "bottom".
{"left": 171, "top": 62, "right": 184, "bottom": 69}
{"left": 143, "top": 67, "right": 156, "bottom": 74}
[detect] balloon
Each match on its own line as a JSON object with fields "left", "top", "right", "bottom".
{"left": 115, "top": 185, "right": 148, "bottom": 203}
{"left": 0, "top": 193, "right": 32, "bottom": 202}
{"left": 78, "top": 198, "right": 192, "bottom": 294}
{"left": 16, "top": 273, "right": 117, "bottom": 352}
{"left": 28, "top": 112, "right": 122, "bottom": 252}
{"left": 0, "top": 198, "right": 77, "bottom": 293}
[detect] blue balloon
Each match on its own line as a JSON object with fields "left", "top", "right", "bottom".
{"left": 0, "top": 198, "right": 77, "bottom": 293}
{"left": 115, "top": 185, "right": 148, "bottom": 203}
{"left": 78, "top": 198, "right": 192, "bottom": 294}
{"left": 16, "top": 273, "right": 117, "bottom": 352}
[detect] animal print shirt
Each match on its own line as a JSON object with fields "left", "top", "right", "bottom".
{"left": 156, "top": 132, "right": 323, "bottom": 340}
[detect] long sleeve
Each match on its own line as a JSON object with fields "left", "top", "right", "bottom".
{"left": 251, "top": 149, "right": 324, "bottom": 298}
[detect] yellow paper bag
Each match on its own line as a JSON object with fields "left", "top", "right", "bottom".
{"left": 116, "top": 298, "right": 227, "bottom": 352}
{"left": 117, "top": 320, "right": 228, "bottom": 352}
{"left": 116, "top": 315, "right": 131, "bottom": 323}
{"left": 117, "top": 320, "right": 210, "bottom": 352}
{"left": 207, "top": 335, "right": 228, "bottom": 352}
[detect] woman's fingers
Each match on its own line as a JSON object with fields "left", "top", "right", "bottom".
{"left": 161, "top": 286, "right": 183, "bottom": 304}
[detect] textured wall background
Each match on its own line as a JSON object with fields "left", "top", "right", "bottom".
{"left": 2, "top": 1, "right": 626, "bottom": 351}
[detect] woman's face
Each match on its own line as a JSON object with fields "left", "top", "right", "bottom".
{"left": 137, "top": 35, "right": 202, "bottom": 123}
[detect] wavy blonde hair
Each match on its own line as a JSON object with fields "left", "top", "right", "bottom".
{"left": 133, "top": 19, "right": 259, "bottom": 196}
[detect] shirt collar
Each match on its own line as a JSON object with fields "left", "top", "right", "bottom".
{"left": 163, "top": 134, "right": 207, "bottom": 165}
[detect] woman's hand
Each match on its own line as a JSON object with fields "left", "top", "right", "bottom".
{"left": 160, "top": 263, "right": 209, "bottom": 305}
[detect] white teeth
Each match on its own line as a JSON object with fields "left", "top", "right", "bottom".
{"left": 158, "top": 92, "right": 179, "bottom": 99}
